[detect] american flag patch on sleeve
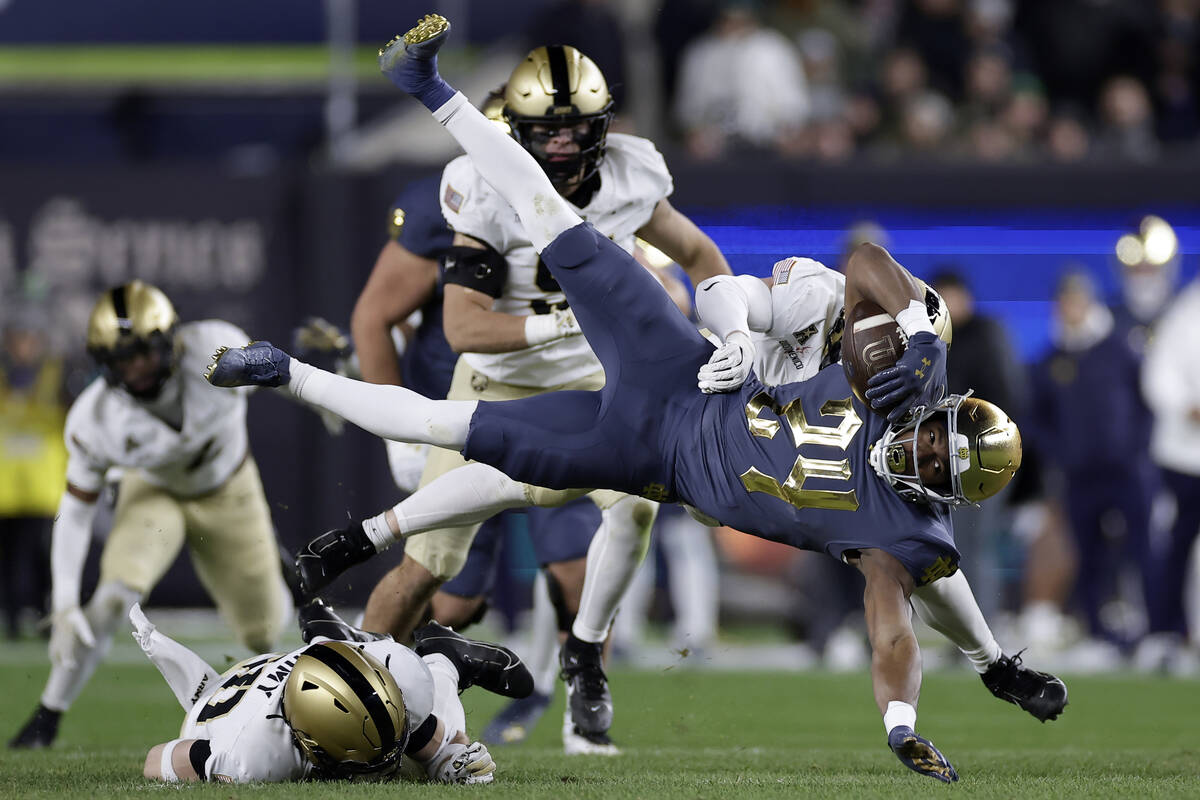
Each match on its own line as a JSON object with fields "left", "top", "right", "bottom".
{"left": 443, "top": 184, "right": 465, "bottom": 213}
{"left": 773, "top": 257, "right": 796, "bottom": 285}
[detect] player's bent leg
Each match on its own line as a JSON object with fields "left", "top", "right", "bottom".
{"left": 430, "top": 592, "right": 488, "bottom": 630}
{"left": 388, "top": 24, "right": 583, "bottom": 254}
{"left": 206, "top": 345, "right": 477, "bottom": 452}
{"left": 363, "top": 557, "right": 444, "bottom": 641}
{"left": 573, "top": 494, "right": 656, "bottom": 642}
{"left": 297, "top": 462, "right": 531, "bottom": 598}
{"left": 413, "top": 621, "right": 534, "bottom": 699}
{"left": 184, "top": 459, "right": 288, "bottom": 652}
{"left": 909, "top": 570, "right": 1002, "bottom": 672}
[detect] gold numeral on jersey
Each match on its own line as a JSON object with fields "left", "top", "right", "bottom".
{"left": 740, "top": 391, "right": 862, "bottom": 511}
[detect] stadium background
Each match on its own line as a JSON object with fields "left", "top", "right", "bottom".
{"left": 1, "top": 0, "right": 1197, "bottom": 655}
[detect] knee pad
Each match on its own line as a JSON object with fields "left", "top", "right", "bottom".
{"left": 542, "top": 569, "right": 576, "bottom": 633}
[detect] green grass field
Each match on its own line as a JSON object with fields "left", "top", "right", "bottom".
{"left": 2, "top": 630, "right": 1197, "bottom": 800}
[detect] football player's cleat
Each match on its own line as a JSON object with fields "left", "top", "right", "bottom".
{"left": 412, "top": 621, "right": 533, "bottom": 699}
{"left": 981, "top": 650, "right": 1068, "bottom": 722}
{"left": 299, "top": 598, "right": 389, "bottom": 645}
{"left": 204, "top": 340, "right": 291, "bottom": 388}
{"left": 378, "top": 14, "right": 453, "bottom": 105}
{"left": 481, "top": 691, "right": 552, "bottom": 745}
{"left": 559, "top": 633, "right": 612, "bottom": 735}
{"left": 295, "top": 522, "right": 377, "bottom": 597}
{"left": 562, "top": 709, "right": 620, "bottom": 756}
{"left": 887, "top": 725, "right": 959, "bottom": 783}
{"left": 8, "top": 704, "right": 61, "bottom": 750}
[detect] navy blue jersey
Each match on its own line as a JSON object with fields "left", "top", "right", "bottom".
{"left": 391, "top": 175, "right": 457, "bottom": 400}
{"left": 671, "top": 365, "right": 957, "bottom": 583}
{"left": 466, "top": 224, "right": 958, "bottom": 586}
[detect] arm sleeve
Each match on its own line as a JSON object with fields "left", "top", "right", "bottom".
{"left": 50, "top": 490, "right": 99, "bottom": 613}
{"left": 695, "top": 274, "right": 774, "bottom": 342}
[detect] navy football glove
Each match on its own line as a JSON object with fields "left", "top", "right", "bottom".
{"left": 888, "top": 726, "right": 959, "bottom": 783}
{"left": 864, "top": 331, "right": 947, "bottom": 423}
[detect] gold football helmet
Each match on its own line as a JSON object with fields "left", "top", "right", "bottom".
{"left": 481, "top": 84, "right": 511, "bottom": 135}
{"left": 869, "top": 392, "right": 1021, "bottom": 506}
{"left": 85, "top": 280, "right": 179, "bottom": 399}
{"left": 504, "top": 45, "right": 614, "bottom": 186}
{"left": 282, "top": 641, "right": 408, "bottom": 779}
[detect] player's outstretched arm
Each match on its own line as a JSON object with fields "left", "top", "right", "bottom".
{"left": 851, "top": 548, "right": 958, "bottom": 782}
{"left": 695, "top": 274, "right": 773, "bottom": 392}
{"left": 845, "top": 243, "right": 947, "bottom": 422}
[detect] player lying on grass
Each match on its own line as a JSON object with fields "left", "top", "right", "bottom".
{"left": 136, "top": 599, "right": 530, "bottom": 783}
{"left": 205, "top": 13, "right": 1043, "bottom": 782}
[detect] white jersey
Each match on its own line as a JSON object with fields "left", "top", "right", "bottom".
{"left": 752, "top": 257, "right": 846, "bottom": 386}
{"left": 63, "top": 320, "right": 254, "bottom": 497}
{"left": 440, "top": 132, "right": 673, "bottom": 387}
{"left": 181, "top": 640, "right": 434, "bottom": 783}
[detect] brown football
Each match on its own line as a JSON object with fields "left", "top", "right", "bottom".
{"left": 841, "top": 300, "right": 905, "bottom": 413}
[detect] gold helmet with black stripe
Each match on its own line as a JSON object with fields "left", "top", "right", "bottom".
{"left": 282, "top": 641, "right": 408, "bottom": 779}
{"left": 85, "top": 280, "right": 179, "bottom": 400}
{"left": 504, "top": 45, "right": 614, "bottom": 187}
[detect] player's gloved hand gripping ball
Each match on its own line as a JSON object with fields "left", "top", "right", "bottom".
{"left": 865, "top": 331, "right": 947, "bottom": 423}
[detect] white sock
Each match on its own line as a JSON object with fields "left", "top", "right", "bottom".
{"left": 42, "top": 582, "right": 140, "bottom": 711}
{"left": 287, "top": 358, "right": 474, "bottom": 449}
{"left": 391, "top": 463, "right": 528, "bottom": 538}
{"left": 435, "top": 91, "right": 582, "bottom": 253}
{"left": 362, "top": 512, "right": 394, "bottom": 551}
{"left": 883, "top": 700, "right": 917, "bottom": 734}
{"left": 423, "top": 652, "right": 467, "bottom": 737}
{"left": 910, "top": 569, "right": 1003, "bottom": 673}
{"left": 572, "top": 497, "right": 657, "bottom": 643}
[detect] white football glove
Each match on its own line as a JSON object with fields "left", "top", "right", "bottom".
{"left": 386, "top": 440, "right": 430, "bottom": 495}
{"left": 427, "top": 741, "right": 496, "bottom": 784}
{"left": 49, "top": 607, "right": 96, "bottom": 669}
{"left": 697, "top": 331, "right": 755, "bottom": 393}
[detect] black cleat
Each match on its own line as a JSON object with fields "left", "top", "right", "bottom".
{"left": 298, "top": 598, "right": 389, "bottom": 644}
{"left": 560, "top": 633, "right": 612, "bottom": 736}
{"left": 9, "top": 705, "right": 61, "bottom": 749}
{"left": 982, "top": 650, "right": 1068, "bottom": 722}
{"left": 295, "top": 523, "right": 377, "bottom": 596}
{"left": 888, "top": 725, "right": 959, "bottom": 783}
{"left": 413, "top": 621, "right": 533, "bottom": 699}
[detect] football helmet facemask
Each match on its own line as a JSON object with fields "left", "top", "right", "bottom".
{"left": 282, "top": 641, "right": 409, "bottom": 779}
{"left": 869, "top": 391, "right": 1021, "bottom": 506}
{"left": 85, "top": 280, "right": 179, "bottom": 400}
{"left": 504, "top": 45, "right": 614, "bottom": 187}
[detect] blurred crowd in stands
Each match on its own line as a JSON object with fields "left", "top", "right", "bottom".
{"left": 531, "top": 0, "right": 1200, "bottom": 164}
